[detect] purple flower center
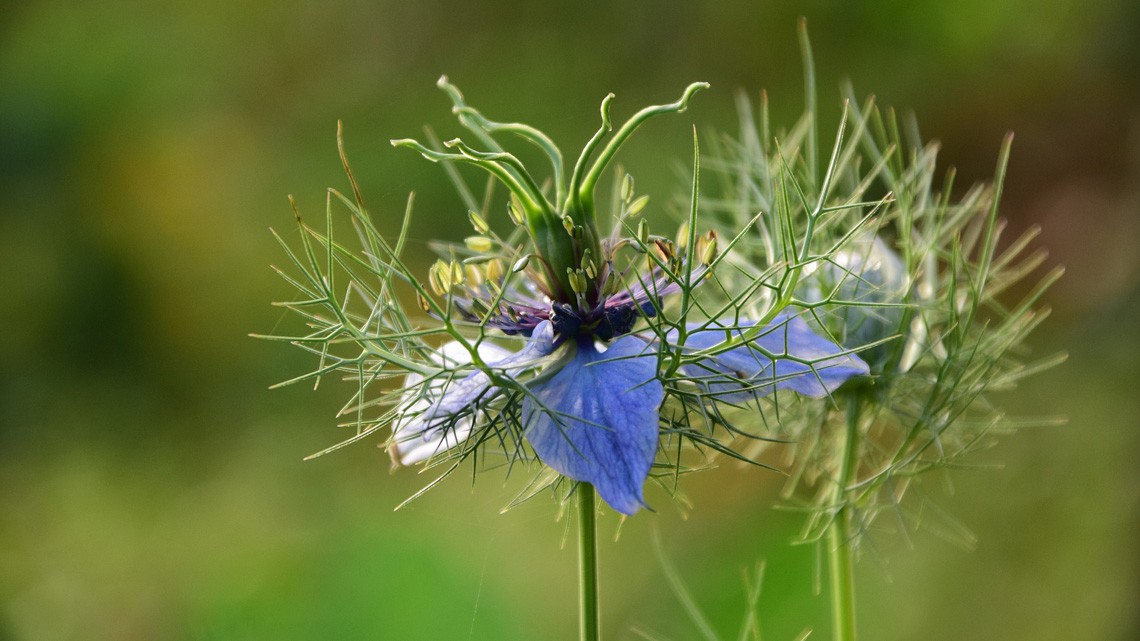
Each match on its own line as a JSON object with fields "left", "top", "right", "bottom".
{"left": 550, "top": 300, "right": 640, "bottom": 341}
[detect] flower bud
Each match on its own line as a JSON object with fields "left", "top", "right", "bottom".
{"left": 637, "top": 219, "right": 650, "bottom": 246}
{"left": 450, "top": 260, "right": 465, "bottom": 287}
{"left": 567, "top": 268, "right": 588, "bottom": 294}
{"left": 583, "top": 257, "right": 598, "bottom": 280}
{"left": 464, "top": 236, "right": 494, "bottom": 253}
{"left": 698, "top": 230, "right": 718, "bottom": 266}
{"left": 507, "top": 197, "right": 525, "bottom": 225}
{"left": 464, "top": 264, "right": 484, "bottom": 287}
{"left": 485, "top": 258, "right": 505, "bottom": 283}
{"left": 627, "top": 194, "right": 650, "bottom": 217}
{"left": 467, "top": 210, "right": 490, "bottom": 234}
{"left": 580, "top": 249, "right": 597, "bottom": 279}
{"left": 807, "top": 233, "right": 907, "bottom": 370}
{"left": 428, "top": 259, "right": 450, "bottom": 295}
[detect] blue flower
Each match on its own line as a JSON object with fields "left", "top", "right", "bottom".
{"left": 392, "top": 303, "right": 867, "bottom": 514}
{"left": 384, "top": 79, "right": 868, "bottom": 515}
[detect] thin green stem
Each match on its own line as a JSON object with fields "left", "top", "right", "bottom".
{"left": 577, "top": 483, "right": 600, "bottom": 641}
{"left": 827, "top": 397, "right": 860, "bottom": 641}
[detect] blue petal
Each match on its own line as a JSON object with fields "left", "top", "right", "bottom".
{"left": 674, "top": 312, "right": 869, "bottom": 403}
{"left": 524, "top": 336, "right": 664, "bottom": 515}
{"left": 393, "top": 340, "right": 510, "bottom": 464}
{"left": 393, "top": 322, "right": 555, "bottom": 464}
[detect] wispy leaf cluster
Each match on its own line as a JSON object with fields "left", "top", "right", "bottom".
{"left": 696, "top": 76, "right": 1064, "bottom": 548}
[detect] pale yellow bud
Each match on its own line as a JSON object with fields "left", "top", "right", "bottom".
{"left": 637, "top": 219, "right": 649, "bottom": 246}
{"left": 621, "top": 174, "right": 635, "bottom": 203}
{"left": 583, "top": 256, "right": 597, "bottom": 280}
{"left": 464, "top": 235, "right": 494, "bottom": 253}
{"left": 450, "top": 260, "right": 465, "bottom": 287}
{"left": 507, "top": 196, "right": 526, "bottom": 225}
{"left": 567, "top": 268, "right": 587, "bottom": 294}
{"left": 485, "top": 258, "right": 505, "bottom": 283}
{"left": 467, "top": 210, "right": 490, "bottom": 234}
{"left": 428, "top": 259, "right": 449, "bottom": 295}
{"left": 628, "top": 194, "right": 650, "bottom": 217}
{"left": 464, "top": 264, "right": 484, "bottom": 287}
{"left": 698, "top": 229, "right": 719, "bottom": 266}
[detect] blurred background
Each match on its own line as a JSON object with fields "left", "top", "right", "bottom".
{"left": 1, "top": 1, "right": 1137, "bottom": 640}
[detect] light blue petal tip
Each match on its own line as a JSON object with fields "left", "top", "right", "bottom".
{"left": 676, "top": 312, "right": 869, "bottom": 403}
{"left": 394, "top": 325, "right": 559, "bottom": 464}
{"left": 524, "top": 337, "right": 663, "bottom": 515}
{"left": 529, "top": 320, "right": 556, "bottom": 356}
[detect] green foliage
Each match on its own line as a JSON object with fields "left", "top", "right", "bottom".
{"left": 698, "top": 70, "right": 1065, "bottom": 552}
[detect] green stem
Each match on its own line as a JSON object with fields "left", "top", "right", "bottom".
{"left": 827, "top": 397, "right": 860, "bottom": 641}
{"left": 577, "top": 483, "right": 600, "bottom": 641}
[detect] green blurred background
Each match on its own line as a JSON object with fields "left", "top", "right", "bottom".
{"left": 2, "top": 1, "right": 1137, "bottom": 640}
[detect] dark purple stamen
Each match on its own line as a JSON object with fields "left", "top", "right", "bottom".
{"left": 453, "top": 265, "right": 689, "bottom": 340}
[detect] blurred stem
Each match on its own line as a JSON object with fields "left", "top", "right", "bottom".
{"left": 578, "top": 483, "right": 600, "bottom": 641}
{"left": 827, "top": 397, "right": 860, "bottom": 641}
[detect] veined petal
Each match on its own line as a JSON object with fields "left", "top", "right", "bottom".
{"left": 392, "top": 322, "right": 555, "bottom": 464}
{"left": 674, "top": 312, "right": 868, "bottom": 403}
{"left": 523, "top": 337, "right": 664, "bottom": 515}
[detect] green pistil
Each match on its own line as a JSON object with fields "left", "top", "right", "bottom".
{"left": 393, "top": 79, "right": 708, "bottom": 310}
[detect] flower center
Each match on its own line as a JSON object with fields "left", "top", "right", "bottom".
{"left": 550, "top": 301, "right": 639, "bottom": 341}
